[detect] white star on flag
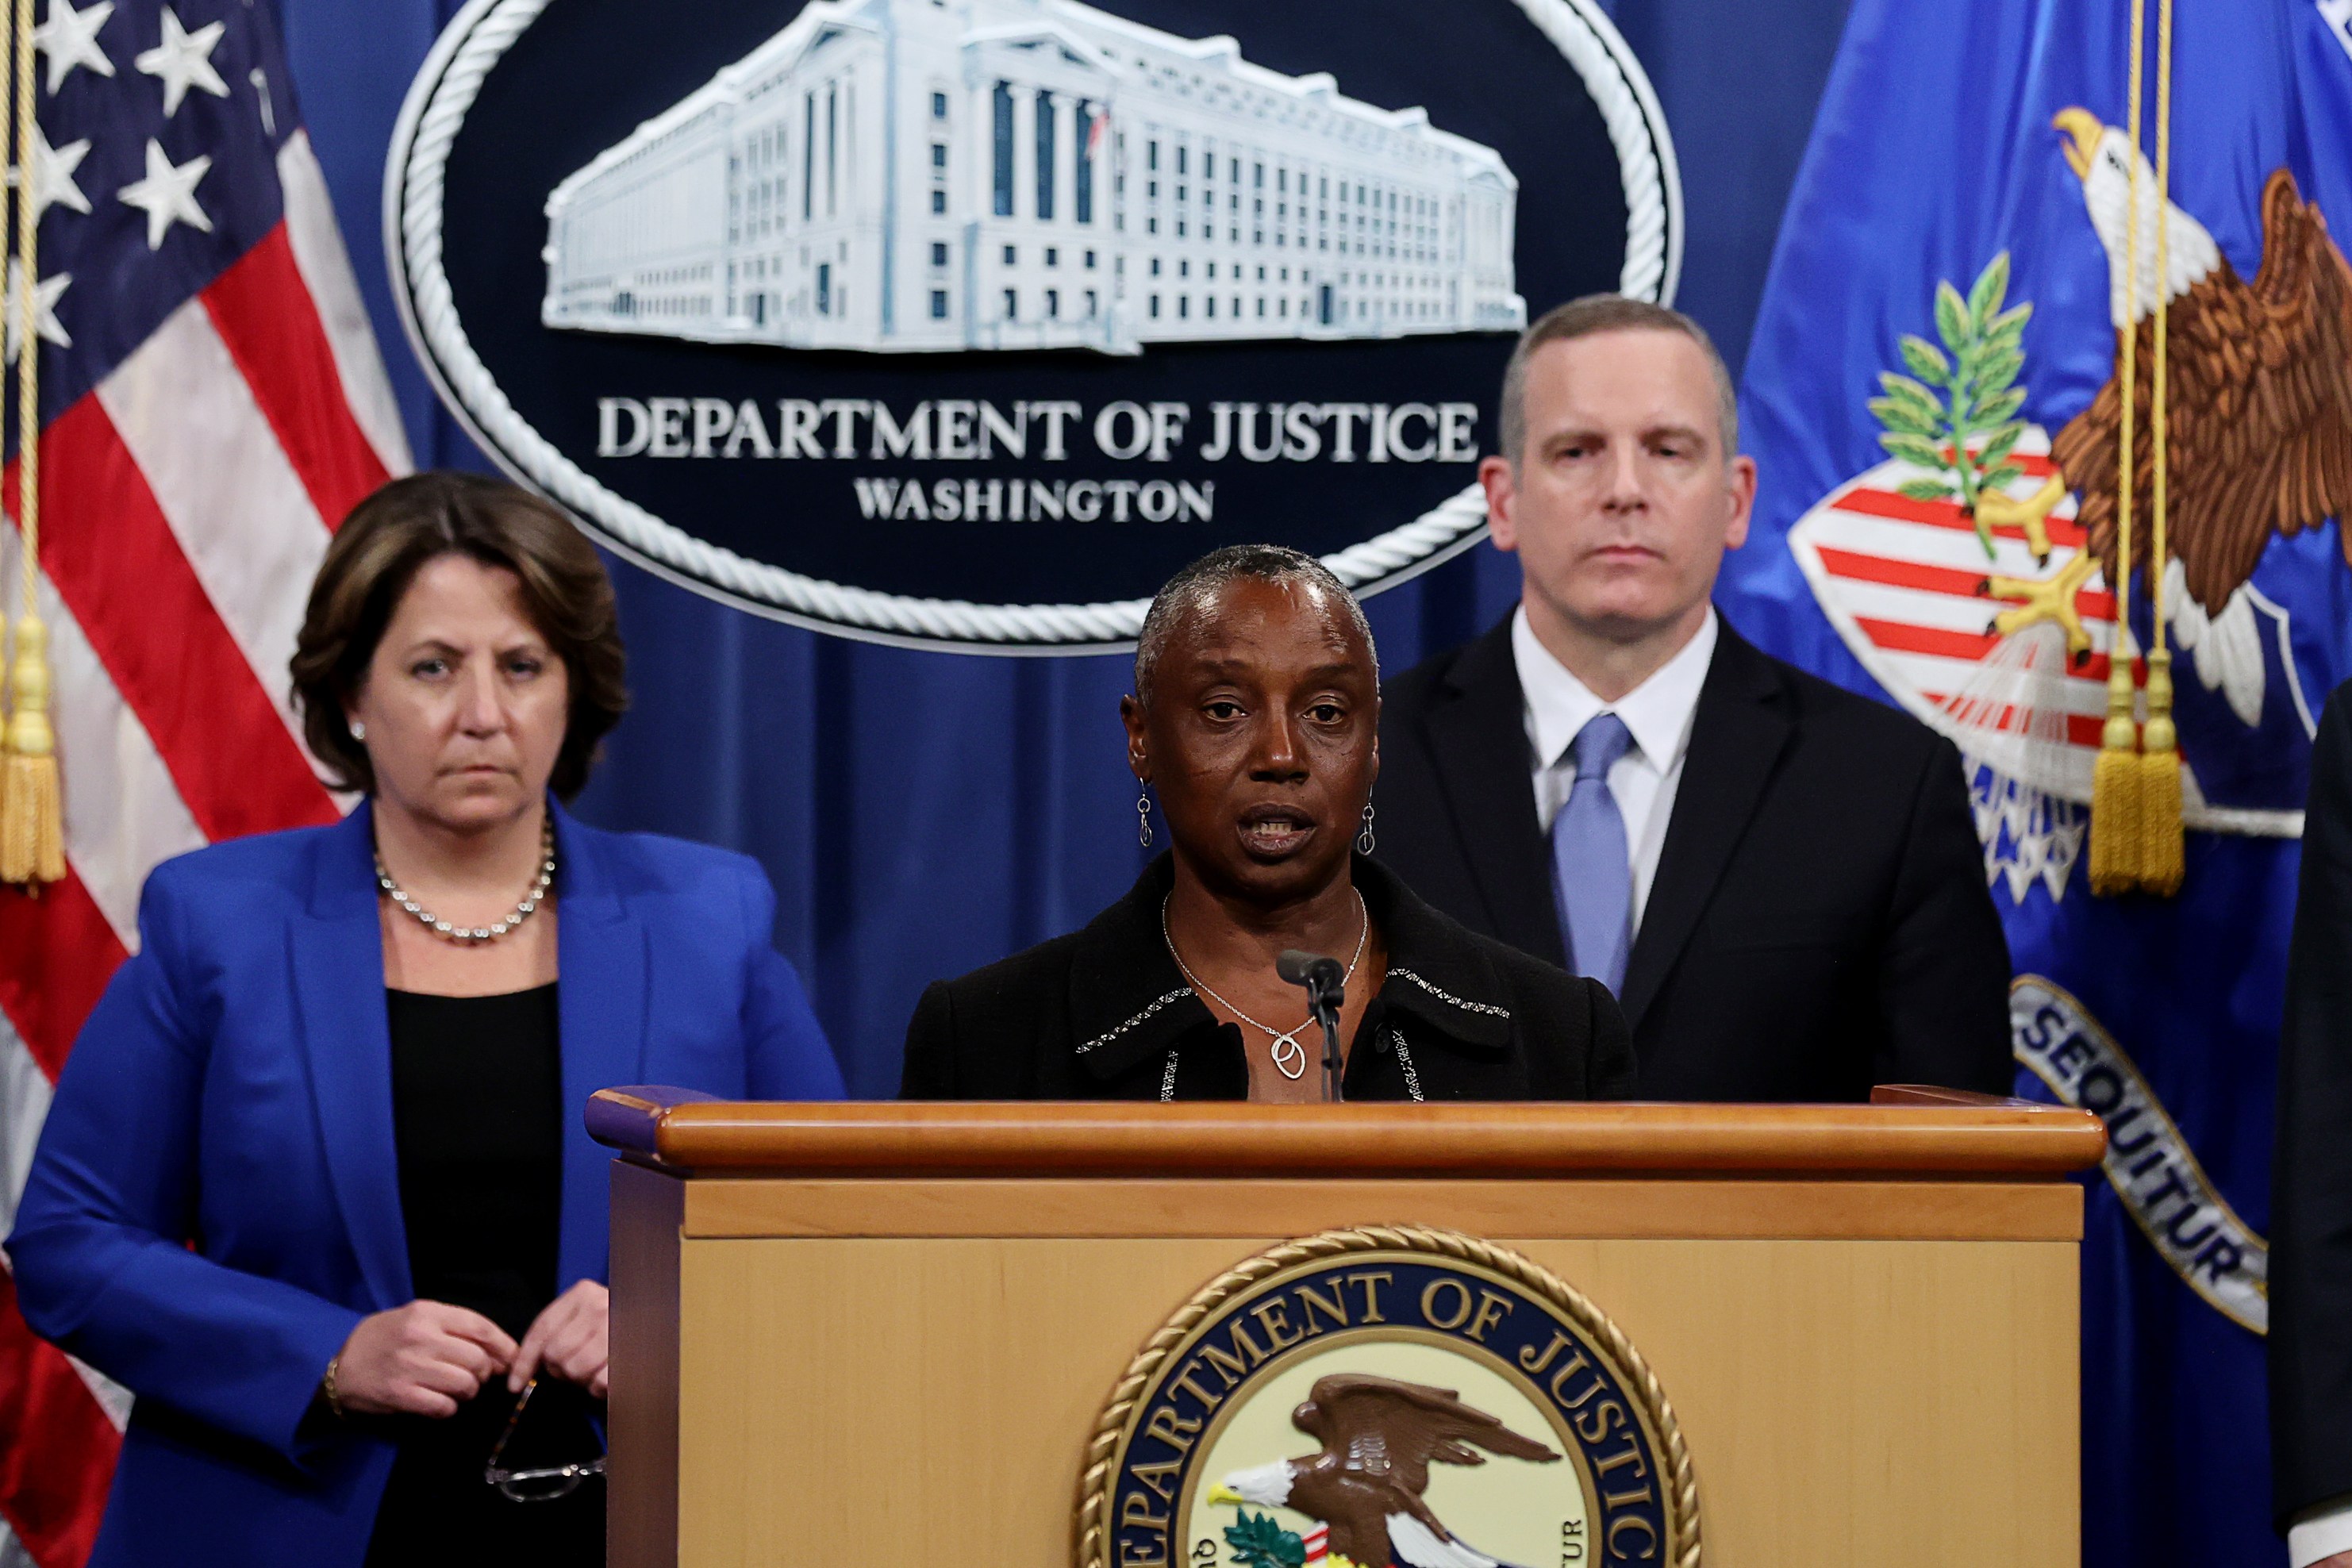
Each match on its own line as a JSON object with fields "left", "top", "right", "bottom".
{"left": 16, "top": 122, "right": 92, "bottom": 219}
{"left": 134, "top": 5, "right": 229, "bottom": 119}
{"left": 117, "top": 137, "right": 213, "bottom": 249}
{"left": 4, "top": 259, "right": 72, "bottom": 363}
{"left": 33, "top": 0, "right": 115, "bottom": 93}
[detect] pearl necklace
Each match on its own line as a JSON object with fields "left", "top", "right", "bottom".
{"left": 1162, "top": 891, "right": 1369, "bottom": 1080}
{"left": 375, "top": 819, "right": 556, "bottom": 944}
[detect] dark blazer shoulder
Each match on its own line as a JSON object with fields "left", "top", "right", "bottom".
{"left": 1474, "top": 928, "right": 1638, "bottom": 1097}
{"left": 1382, "top": 614, "right": 1516, "bottom": 713}
{"left": 1472, "top": 926, "right": 1597, "bottom": 1016}
{"left": 1376, "top": 871, "right": 1637, "bottom": 1100}
{"left": 900, "top": 916, "right": 1098, "bottom": 1097}
{"left": 924, "top": 922, "right": 1090, "bottom": 1025}
{"left": 1731, "top": 631, "right": 1950, "bottom": 767}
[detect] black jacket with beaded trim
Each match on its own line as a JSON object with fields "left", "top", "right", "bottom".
{"left": 897, "top": 854, "right": 1635, "bottom": 1101}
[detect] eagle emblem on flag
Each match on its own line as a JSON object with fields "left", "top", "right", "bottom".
{"left": 1788, "top": 109, "right": 2352, "bottom": 897}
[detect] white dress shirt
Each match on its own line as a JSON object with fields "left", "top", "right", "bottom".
{"left": 2291, "top": 1502, "right": 2352, "bottom": 1568}
{"left": 1515, "top": 605, "right": 1718, "bottom": 933}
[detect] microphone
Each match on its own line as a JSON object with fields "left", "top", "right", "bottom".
{"left": 1277, "top": 949, "right": 1346, "bottom": 996}
{"left": 1278, "top": 950, "right": 1348, "bottom": 1104}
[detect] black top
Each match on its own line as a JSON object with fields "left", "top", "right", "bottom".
{"left": 2272, "top": 681, "right": 2352, "bottom": 1528}
{"left": 388, "top": 986, "right": 563, "bottom": 1339}
{"left": 899, "top": 855, "right": 1635, "bottom": 1101}
{"left": 367, "top": 985, "right": 600, "bottom": 1567}
{"left": 1374, "top": 613, "right": 2013, "bottom": 1102}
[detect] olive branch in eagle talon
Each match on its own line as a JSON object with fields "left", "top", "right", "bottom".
{"left": 1870, "top": 252, "right": 2035, "bottom": 562}
{"left": 1206, "top": 1374, "right": 1562, "bottom": 1568}
{"left": 1224, "top": 1509, "right": 1310, "bottom": 1568}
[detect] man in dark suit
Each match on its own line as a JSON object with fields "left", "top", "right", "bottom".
{"left": 1376, "top": 294, "right": 2012, "bottom": 1101}
{"left": 2271, "top": 682, "right": 2352, "bottom": 1568}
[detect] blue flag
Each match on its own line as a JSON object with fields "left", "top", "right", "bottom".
{"left": 1722, "top": 2, "right": 2352, "bottom": 1562}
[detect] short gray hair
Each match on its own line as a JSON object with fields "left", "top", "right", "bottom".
{"left": 1498, "top": 294, "right": 1739, "bottom": 467}
{"left": 1133, "top": 545, "right": 1376, "bottom": 704}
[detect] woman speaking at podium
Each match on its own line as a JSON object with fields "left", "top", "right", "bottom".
{"left": 8, "top": 474, "right": 843, "bottom": 1568}
{"left": 901, "top": 545, "right": 1635, "bottom": 1102}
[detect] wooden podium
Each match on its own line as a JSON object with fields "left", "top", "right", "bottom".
{"left": 589, "top": 1088, "right": 2104, "bottom": 1567}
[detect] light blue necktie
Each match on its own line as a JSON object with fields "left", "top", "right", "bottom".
{"left": 1551, "top": 712, "right": 1635, "bottom": 995}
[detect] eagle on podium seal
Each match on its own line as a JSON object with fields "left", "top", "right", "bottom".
{"left": 1078, "top": 1228, "right": 1697, "bottom": 1568}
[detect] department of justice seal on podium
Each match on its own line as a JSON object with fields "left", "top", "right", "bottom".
{"left": 1078, "top": 1227, "right": 1699, "bottom": 1568}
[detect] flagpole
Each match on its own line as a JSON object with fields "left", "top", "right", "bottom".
{"left": 2136, "top": 0, "right": 2185, "bottom": 894}
{"left": 0, "top": 0, "right": 61, "bottom": 886}
{"left": 2089, "top": 0, "right": 2150, "bottom": 896}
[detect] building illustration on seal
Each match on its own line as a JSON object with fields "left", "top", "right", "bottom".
{"left": 540, "top": 0, "right": 1526, "bottom": 355}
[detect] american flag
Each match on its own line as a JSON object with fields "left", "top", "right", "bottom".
{"left": 0, "top": 1, "right": 409, "bottom": 1562}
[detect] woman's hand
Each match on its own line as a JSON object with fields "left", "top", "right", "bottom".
{"left": 509, "top": 1280, "right": 609, "bottom": 1398}
{"left": 332, "top": 1301, "right": 517, "bottom": 1418}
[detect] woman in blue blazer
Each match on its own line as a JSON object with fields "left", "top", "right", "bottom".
{"left": 8, "top": 474, "right": 843, "bottom": 1567}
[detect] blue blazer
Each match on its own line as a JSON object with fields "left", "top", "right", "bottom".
{"left": 8, "top": 800, "right": 843, "bottom": 1567}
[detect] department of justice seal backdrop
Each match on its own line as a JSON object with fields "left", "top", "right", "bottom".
{"left": 1078, "top": 1227, "right": 1697, "bottom": 1568}
{"left": 386, "top": 0, "right": 1679, "bottom": 651}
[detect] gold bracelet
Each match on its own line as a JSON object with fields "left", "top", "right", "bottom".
{"left": 322, "top": 1353, "right": 346, "bottom": 1420}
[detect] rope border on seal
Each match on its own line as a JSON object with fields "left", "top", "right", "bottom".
{"left": 385, "top": 0, "right": 1681, "bottom": 651}
{"left": 1071, "top": 1224, "right": 1701, "bottom": 1568}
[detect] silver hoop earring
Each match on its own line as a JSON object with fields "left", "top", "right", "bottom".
{"left": 349, "top": 720, "right": 366, "bottom": 742}
{"left": 1357, "top": 801, "right": 1377, "bottom": 855}
{"left": 1136, "top": 784, "right": 1155, "bottom": 848}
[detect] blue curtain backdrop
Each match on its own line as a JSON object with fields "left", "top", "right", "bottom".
{"left": 274, "top": 0, "right": 1850, "bottom": 1094}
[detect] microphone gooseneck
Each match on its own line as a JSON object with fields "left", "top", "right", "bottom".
{"left": 1278, "top": 948, "right": 1349, "bottom": 1104}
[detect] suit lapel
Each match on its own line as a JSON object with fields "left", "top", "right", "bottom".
{"left": 291, "top": 801, "right": 411, "bottom": 1310}
{"left": 1420, "top": 618, "right": 1566, "bottom": 969}
{"left": 1620, "top": 627, "right": 1794, "bottom": 1031}
{"left": 552, "top": 805, "right": 647, "bottom": 1286}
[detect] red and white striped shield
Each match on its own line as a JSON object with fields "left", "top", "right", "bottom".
{"left": 1786, "top": 428, "right": 2119, "bottom": 895}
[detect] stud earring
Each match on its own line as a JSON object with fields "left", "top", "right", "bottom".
{"left": 350, "top": 720, "right": 366, "bottom": 743}
{"left": 1357, "top": 801, "right": 1377, "bottom": 855}
{"left": 1136, "top": 783, "right": 1155, "bottom": 848}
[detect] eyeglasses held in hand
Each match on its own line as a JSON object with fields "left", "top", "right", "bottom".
{"left": 484, "top": 1376, "right": 607, "bottom": 1503}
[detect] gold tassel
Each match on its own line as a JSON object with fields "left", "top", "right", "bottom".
{"left": 1, "top": 0, "right": 60, "bottom": 887}
{"left": 2135, "top": 647, "right": 2185, "bottom": 895}
{"left": 2088, "top": 644, "right": 2144, "bottom": 895}
{"left": 1, "top": 608, "right": 62, "bottom": 885}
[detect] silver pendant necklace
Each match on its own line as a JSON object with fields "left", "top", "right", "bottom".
{"left": 375, "top": 817, "right": 556, "bottom": 944}
{"left": 1162, "top": 890, "right": 1370, "bottom": 1079}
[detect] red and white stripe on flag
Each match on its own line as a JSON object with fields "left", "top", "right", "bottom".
{"left": 0, "top": 131, "right": 410, "bottom": 1568}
